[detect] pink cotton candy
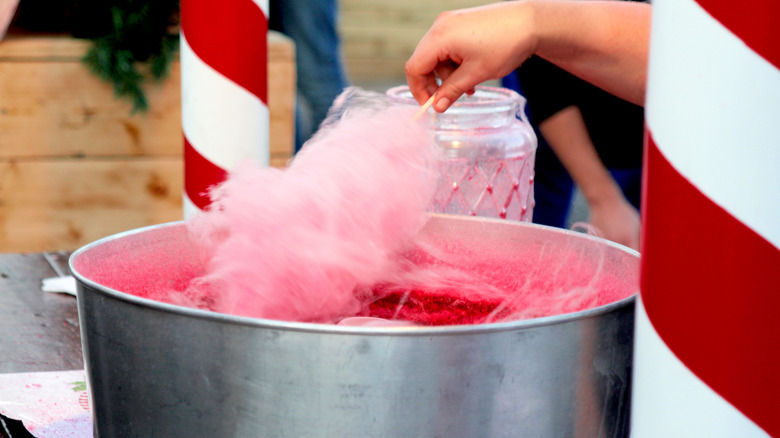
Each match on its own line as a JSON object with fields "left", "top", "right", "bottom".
{"left": 182, "top": 101, "right": 442, "bottom": 322}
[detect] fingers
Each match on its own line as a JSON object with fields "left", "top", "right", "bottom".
{"left": 406, "top": 11, "right": 467, "bottom": 107}
{"left": 433, "top": 60, "right": 458, "bottom": 84}
{"left": 405, "top": 34, "right": 441, "bottom": 105}
{"left": 406, "top": 69, "right": 436, "bottom": 105}
{"left": 431, "top": 63, "right": 486, "bottom": 112}
{"left": 407, "top": 58, "right": 463, "bottom": 110}
{"left": 404, "top": 7, "right": 492, "bottom": 111}
{"left": 407, "top": 63, "right": 483, "bottom": 113}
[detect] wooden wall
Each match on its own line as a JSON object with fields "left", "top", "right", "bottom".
{"left": 340, "top": 0, "right": 492, "bottom": 81}
{"left": 0, "top": 32, "right": 295, "bottom": 252}
{"left": 0, "top": 0, "right": 495, "bottom": 253}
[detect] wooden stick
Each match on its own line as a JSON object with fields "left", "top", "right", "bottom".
{"left": 413, "top": 94, "right": 436, "bottom": 120}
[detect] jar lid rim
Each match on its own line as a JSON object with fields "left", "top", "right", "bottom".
{"left": 386, "top": 85, "right": 522, "bottom": 111}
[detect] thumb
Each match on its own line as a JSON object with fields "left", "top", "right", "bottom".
{"left": 433, "top": 65, "right": 483, "bottom": 112}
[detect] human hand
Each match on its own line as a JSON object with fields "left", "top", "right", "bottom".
{"left": 405, "top": 2, "right": 537, "bottom": 113}
{"left": 589, "top": 197, "right": 640, "bottom": 251}
{"left": 1, "top": 0, "right": 20, "bottom": 40}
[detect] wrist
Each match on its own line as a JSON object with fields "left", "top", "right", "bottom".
{"left": 581, "top": 180, "right": 626, "bottom": 208}
{"left": 528, "top": 0, "right": 563, "bottom": 61}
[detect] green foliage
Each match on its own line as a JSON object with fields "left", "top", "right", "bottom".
{"left": 70, "top": 380, "right": 87, "bottom": 392}
{"left": 81, "top": 1, "right": 180, "bottom": 113}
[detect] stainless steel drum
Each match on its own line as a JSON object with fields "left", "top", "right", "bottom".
{"left": 71, "top": 215, "right": 639, "bottom": 438}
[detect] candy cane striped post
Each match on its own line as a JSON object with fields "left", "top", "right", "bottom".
{"left": 180, "top": 0, "right": 270, "bottom": 217}
{"left": 632, "top": 0, "right": 780, "bottom": 436}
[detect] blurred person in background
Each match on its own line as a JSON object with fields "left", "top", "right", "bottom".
{"left": 507, "top": 54, "right": 644, "bottom": 251}
{"left": 270, "top": 0, "right": 349, "bottom": 152}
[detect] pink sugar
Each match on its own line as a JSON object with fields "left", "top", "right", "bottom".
{"left": 74, "top": 221, "right": 635, "bottom": 326}
{"left": 70, "top": 224, "right": 208, "bottom": 305}
{"left": 356, "top": 231, "right": 634, "bottom": 325}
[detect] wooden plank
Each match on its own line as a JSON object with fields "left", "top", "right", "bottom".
{"left": 0, "top": 36, "right": 90, "bottom": 59}
{"left": 0, "top": 60, "right": 182, "bottom": 158}
{"left": 268, "top": 30, "right": 294, "bottom": 59}
{"left": 0, "top": 34, "right": 295, "bottom": 160}
{"left": 341, "top": 27, "right": 426, "bottom": 58}
{"left": 339, "top": 0, "right": 492, "bottom": 80}
{"left": 0, "top": 33, "right": 295, "bottom": 252}
{"left": 344, "top": 58, "right": 409, "bottom": 81}
{"left": 0, "top": 159, "right": 184, "bottom": 252}
{"left": 268, "top": 31, "right": 296, "bottom": 162}
{"left": 0, "top": 251, "right": 83, "bottom": 373}
{"left": 339, "top": 32, "right": 424, "bottom": 79}
{"left": 340, "top": 10, "right": 439, "bottom": 28}
{"left": 0, "top": 155, "right": 294, "bottom": 253}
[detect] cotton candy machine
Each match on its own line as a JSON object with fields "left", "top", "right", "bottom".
{"left": 71, "top": 215, "right": 638, "bottom": 438}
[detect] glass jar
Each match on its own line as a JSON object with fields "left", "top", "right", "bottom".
{"left": 387, "top": 85, "right": 537, "bottom": 222}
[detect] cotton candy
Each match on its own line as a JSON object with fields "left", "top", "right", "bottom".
{"left": 182, "top": 91, "right": 442, "bottom": 322}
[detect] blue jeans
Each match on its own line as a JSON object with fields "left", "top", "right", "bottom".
{"left": 270, "top": 0, "right": 348, "bottom": 151}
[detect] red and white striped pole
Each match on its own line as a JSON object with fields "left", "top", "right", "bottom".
{"left": 180, "top": 0, "right": 270, "bottom": 217}
{"left": 633, "top": 0, "right": 779, "bottom": 436}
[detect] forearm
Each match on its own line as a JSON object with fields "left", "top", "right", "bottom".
{"left": 539, "top": 106, "right": 624, "bottom": 206}
{"left": 532, "top": 1, "right": 651, "bottom": 106}
{"left": 539, "top": 105, "right": 641, "bottom": 249}
{"left": 405, "top": 0, "right": 651, "bottom": 110}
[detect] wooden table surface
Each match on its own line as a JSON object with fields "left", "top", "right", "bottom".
{"left": 0, "top": 251, "right": 83, "bottom": 374}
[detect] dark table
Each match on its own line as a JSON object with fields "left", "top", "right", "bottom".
{"left": 0, "top": 251, "right": 83, "bottom": 374}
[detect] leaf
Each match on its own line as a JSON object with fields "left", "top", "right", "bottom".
{"left": 80, "top": 0, "right": 180, "bottom": 114}
{"left": 70, "top": 380, "right": 88, "bottom": 392}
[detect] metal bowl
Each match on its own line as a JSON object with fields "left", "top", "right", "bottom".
{"left": 71, "top": 215, "right": 638, "bottom": 438}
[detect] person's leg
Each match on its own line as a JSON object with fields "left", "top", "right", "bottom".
{"left": 273, "top": 0, "right": 348, "bottom": 151}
